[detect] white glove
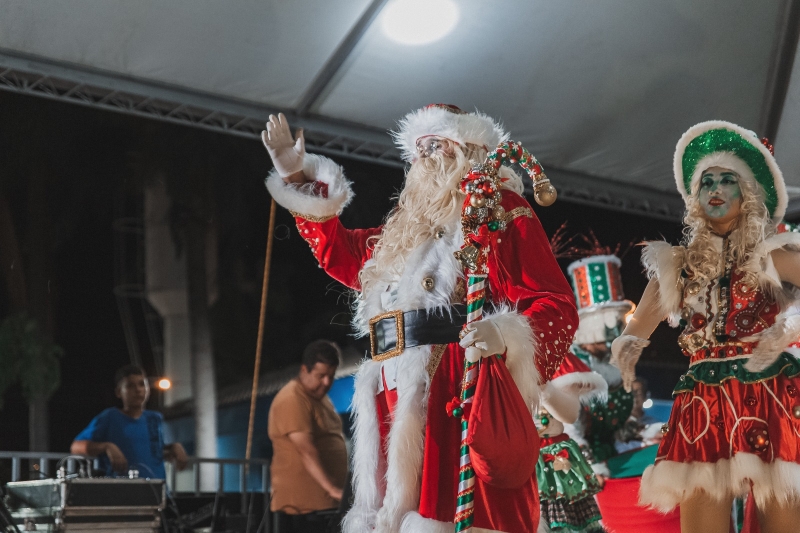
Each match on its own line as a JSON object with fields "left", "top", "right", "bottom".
{"left": 609, "top": 334, "right": 649, "bottom": 392}
{"left": 745, "top": 315, "right": 800, "bottom": 372}
{"left": 261, "top": 113, "right": 306, "bottom": 178}
{"left": 459, "top": 320, "right": 506, "bottom": 363}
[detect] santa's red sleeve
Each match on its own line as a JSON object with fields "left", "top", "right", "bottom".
{"left": 265, "top": 154, "right": 381, "bottom": 290}
{"left": 487, "top": 190, "right": 579, "bottom": 383}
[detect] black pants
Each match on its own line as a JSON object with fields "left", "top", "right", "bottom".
{"left": 274, "top": 510, "right": 339, "bottom": 533}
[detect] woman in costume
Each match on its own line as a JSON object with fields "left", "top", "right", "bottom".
{"left": 536, "top": 352, "right": 607, "bottom": 532}
{"left": 611, "top": 121, "right": 800, "bottom": 533}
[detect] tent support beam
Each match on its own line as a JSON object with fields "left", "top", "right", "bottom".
{"left": 0, "top": 47, "right": 757, "bottom": 221}
{"left": 295, "top": 0, "right": 391, "bottom": 115}
{"left": 760, "top": 0, "right": 800, "bottom": 142}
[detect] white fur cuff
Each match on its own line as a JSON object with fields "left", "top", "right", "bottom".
{"left": 481, "top": 307, "right": 541, "bottom": 410}
{"left": 548, "top": 372, "right": 608, "bottom": 403}
{"left": 265, "top": 154, "right": 353, "bottom": 219}
{"left": 641, "top": 241, "right": 684, "bottom": 326}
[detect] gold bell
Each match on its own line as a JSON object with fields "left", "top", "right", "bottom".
{"left": 792, "top": 405, "right": 800, "bottom": 419}
{"left": 533, "top": 177, "right": 557, "bottom": 206}
{"left": 422, "top": 277, "right": 435, "bottom": 291}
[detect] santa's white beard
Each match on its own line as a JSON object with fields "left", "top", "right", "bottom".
{"left": 352, "top": 152, "right": 473, "bottom": 332}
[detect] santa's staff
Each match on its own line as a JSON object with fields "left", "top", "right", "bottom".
{"left": 452, "top": 141, "right": 555, "bottom": 531}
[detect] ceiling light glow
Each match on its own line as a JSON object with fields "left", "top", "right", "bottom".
{"left": 382, "top": 0, "right": 459, "bottom": 46}
{"left": 157, "top": 378, "right": 172, "bottom": 390}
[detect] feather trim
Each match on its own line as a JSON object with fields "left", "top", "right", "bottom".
{"left": 374, "top": 347, "right": 431, "bottom": 533}
{"left": 748, "top": 231, "right": 800, "bottom": 294}
{"left": 265, "top": 154, "right": 353, "bottom": 218}
{"left": 482, "top": 306, "right": 541, "bottom": 410}
{"left": 744, "top": 314, "right": 800, "bottom": 372}
{"left": 341, "top": 361, "right": 382, "bottom": 533}
{"left": 640, "top": 455, "right": 800, "bottom": 512}
{"left": 547, "top": 372, "right": 608, "bottom": 404}
{"left": 641, "top": 241, "right": 684, "bottom": 327}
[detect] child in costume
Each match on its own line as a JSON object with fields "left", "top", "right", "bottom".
{"left": 611, "top": 121, "right": 800, "bottom": 533}
{"left": 536, "top": 352, "right": 607, "bottom": 533}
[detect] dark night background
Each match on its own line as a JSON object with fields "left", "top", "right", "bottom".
{"left": 0, "top": 89, "right": 692, "bottom": 454}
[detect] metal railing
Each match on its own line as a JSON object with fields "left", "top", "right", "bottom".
{"left": 0, "top": 452, "right": 269, "bottom": 495}
{"left": 0, "top": 451, "right": 101, "bottom": 482}
{"left": 178, "top": 457, "right": 270, "bottom": 496}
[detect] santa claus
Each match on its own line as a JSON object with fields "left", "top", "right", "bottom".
{"left": 262, "top": 104, "right": 578, "bottom": 533}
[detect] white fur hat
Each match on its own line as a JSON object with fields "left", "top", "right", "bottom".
{"left": 392, "top": 104, "right": 508, "bottom": 163}
{"left": 674, "top": 120, "right": 787, "bottom": 221}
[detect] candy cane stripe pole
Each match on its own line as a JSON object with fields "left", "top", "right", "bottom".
{"left": 453, "top": 140, "right": 555, "bottom": 531}
{"left": 454, "top": 273, "right": 486, "bottom": 532}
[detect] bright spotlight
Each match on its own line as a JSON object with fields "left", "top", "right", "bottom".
{"left": 382, "top": 0, "right": 459, "bottom": 46}
{"left": 643, "top": 399, "right": 653, "bottom": 409}
{"left": 157, "top": 378, "right": 172, "bottom": 391}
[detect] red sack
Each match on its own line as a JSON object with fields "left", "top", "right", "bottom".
{"left": 466, "top": 355, "right": 539, "bottom": 488}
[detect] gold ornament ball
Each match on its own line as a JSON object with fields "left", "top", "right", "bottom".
{"left": 492, "top": 205, "right": 506, "bottom": 219}
{"left": 534, "top": 183, "right": 557, "bottom": 206}
{"left": 470, "top": 195, "right": 486, "bottom": 208}
{"left": 793, "top": 405, "right": 800, "bottom": 419}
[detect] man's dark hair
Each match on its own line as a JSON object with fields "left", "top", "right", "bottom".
{"left": 115, "top": 365, "right": 146, "bottom": 388}
{"left": 301, "top": 340, "right": 341, "bottom": 370}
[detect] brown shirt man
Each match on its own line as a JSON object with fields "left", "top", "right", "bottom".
{"left": 268, "top": 378, "right": 348, "bottom": 514}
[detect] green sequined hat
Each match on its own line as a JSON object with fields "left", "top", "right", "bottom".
{"left": 674, "top": 120, "right": 787, "bottom": 221}
{"left": 567, "top": 255, "right": 633, "bottom": 344}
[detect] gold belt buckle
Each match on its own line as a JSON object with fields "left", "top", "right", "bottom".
{"left": 369, "top": 310, "right": 405, "bottom": 362}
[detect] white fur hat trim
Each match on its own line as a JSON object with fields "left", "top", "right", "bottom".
{"left": 392, "top": 104, "right": 509, "bottom": 163}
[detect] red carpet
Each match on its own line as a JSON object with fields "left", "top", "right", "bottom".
{"left": 596, "top": 477, "right": 680, "bottom": 533}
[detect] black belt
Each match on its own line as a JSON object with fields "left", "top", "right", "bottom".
{"left": 368, "top": 305, "right": 468, "bottom": 361}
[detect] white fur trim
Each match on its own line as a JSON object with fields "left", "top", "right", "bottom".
{"left": 591, "top": 462, "right": 610, "bottom": 477}
{"left": 265, "top": 154, "right": 353, "bottom": 218}
{"left": 400, "top": 511, "right": 504, "bottom": 533}
{"left": 744, "top": 314, "right": 800, "bottom": 372}
{"left": 482, "top": 306, "right": 542, "bottom": 410}
{"left": 640, "top": 455, "right": 800, "bottom": 512}
{"left": 498, "top": 166, "right": 524, "bottom": 195}
{"left": 374, "top": 347, "right": 431, "bottom": 533}
{"left": 342, "top": 361, "right": 383, "bottom": 533}
{"left": 573, "top": 303, "right": 632, "bottom": 344}
{"left": 548, "top": 371, "right": 608, "bottom": 404}
{"left": 641, "top": 241, "right": 684, "bottom": 327}
{"left": 392, "top": 106, "right": 509, "bottom": 163}
{"left": 748, "top": 231, "right": 800, "bottom": 291}
{"left": 673, "top": 120, "right": 787, "bottom": 221}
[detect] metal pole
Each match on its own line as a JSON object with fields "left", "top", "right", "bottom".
{"left": 245, "top": 198, "right": 277, "bottom": 462}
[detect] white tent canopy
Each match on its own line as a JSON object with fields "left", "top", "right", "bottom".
{"left": 2, "top": 0, "right": 799, "bottom": 220}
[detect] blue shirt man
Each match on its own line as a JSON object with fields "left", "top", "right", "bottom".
{"left": 71, "top": 365, "right": 187, "bottom": 478}
{"left": 74, "top": 407, "right": 167, "bottom": 478}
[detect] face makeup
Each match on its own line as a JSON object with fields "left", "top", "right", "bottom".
{"left": 698, "top": 166, "right": 742, "bottom": 222}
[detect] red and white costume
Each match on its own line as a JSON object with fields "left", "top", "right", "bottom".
{"left": 265, "top": 106, "right": 578, "bottom": 533}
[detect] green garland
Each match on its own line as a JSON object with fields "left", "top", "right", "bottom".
{"left": 674, "top": 352, "right": 800, "bottom": 394}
